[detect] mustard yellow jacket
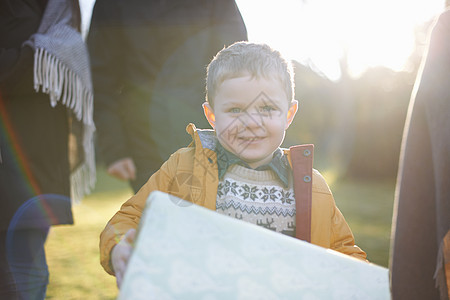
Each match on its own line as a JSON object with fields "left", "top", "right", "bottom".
{"left": 100, "top": 124, "right": 367, "bottom": 274}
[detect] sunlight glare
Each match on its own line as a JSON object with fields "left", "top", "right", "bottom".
{"left": 236, "top": 0, "right": 445, "bottom": 80}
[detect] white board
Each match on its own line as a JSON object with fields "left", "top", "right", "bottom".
{"left": 119, "top": 191, "right": 390, "bottom": 300}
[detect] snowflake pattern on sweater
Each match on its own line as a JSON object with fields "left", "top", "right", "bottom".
{"left": 216, "top": 164, "right": 296, "bottom": 237}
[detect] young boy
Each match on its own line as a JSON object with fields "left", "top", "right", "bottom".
{"left": 100, "top": 42, "right": 367, "bottom": 287}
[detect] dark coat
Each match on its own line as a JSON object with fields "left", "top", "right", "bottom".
{"left": 0, "top": 0, "right": 73, "bottom": 231}
{"left": 390, "top": 9, "right": 450, "bottom": 300}
{"left": 88, "top": 0, "right": 247, "bottom": 191}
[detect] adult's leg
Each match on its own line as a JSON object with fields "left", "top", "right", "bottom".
{"left": 6, "top": 227, "right": 50, "bottom": 300}
{"left": 0, "top": 231, "right": 19, "bottom": 300}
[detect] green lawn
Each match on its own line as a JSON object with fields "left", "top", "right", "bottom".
{"left": 45, "top": 169, "right": 395, "bottom": 299}
{"left": 45, "top": 169, "right": 133, "bottom": 299}
{"left": 329, "top": 177, "right": 396, "bottom": 266}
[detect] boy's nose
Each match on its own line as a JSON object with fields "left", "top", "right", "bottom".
{"left": 241, "top": 110, "right": 265, "bottom": 129}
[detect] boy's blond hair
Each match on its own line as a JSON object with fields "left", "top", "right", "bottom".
{"left": 206, "top": 42, "right": 295, "bottom": 106}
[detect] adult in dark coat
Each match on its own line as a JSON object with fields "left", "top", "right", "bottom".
{"left": 0, "top": 0, "right": 94, "bottom": 298}
{"left": 390, "top": 8, "right": 450, "bottom": 300}
{"left": 88, "top": 0, "right": 247, "bottom": 192}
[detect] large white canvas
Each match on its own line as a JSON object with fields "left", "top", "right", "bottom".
{"left": 119, "top": 191, "right": 390, "bottom": 300}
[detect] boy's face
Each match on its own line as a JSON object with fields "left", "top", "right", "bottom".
{"left": 203, "top": 74, "right": 297, "bottom": 169}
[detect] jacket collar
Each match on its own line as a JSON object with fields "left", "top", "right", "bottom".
{"left": 186, "top": 123, "right": 217, "bottom": 150}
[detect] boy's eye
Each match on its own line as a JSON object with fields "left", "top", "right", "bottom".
{"left": 260, "top": 105, "right": 276, "bottom": 112}
{"left": 229, "top": 107, "right": 242, "bottom": 113}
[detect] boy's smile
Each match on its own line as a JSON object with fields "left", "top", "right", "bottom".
{"left": 203, "top": 74, "right": 298, "bottom": 169}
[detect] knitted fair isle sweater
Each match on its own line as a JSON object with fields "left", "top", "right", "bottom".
{"left": 216, "top": 164, "right": 296, "bottom": 237}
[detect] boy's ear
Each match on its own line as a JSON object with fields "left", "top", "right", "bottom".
{"left": 202, "top": 102, "right": 216, "bottom": 129}
{"left": 285, "top": 99, "right": 298, "bottom": 129}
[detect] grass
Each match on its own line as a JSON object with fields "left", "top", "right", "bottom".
{"left": 329, "top": 177, "right": 396, "bottom": 266}
{"left": 45, "top": 168, "right": 395, "bottom": 299}
{"left": 45, "top": 169, "right": 133, "bottom": 299}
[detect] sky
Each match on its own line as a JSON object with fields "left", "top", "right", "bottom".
{"left": 235, "top": 0, "right": 446, "bottom": 80}
{"left": 80, "top": 0, "right": 446, "bottom": 81}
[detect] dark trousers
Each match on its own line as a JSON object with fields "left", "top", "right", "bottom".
{"left": 0, "top": 228, "right": 50, "bottom": 300}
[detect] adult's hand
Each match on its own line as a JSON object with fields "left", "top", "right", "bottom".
{"left": 111, "top": 228, "right": 136, "bottom": 288}
{"left": 107, "top": 157, "right": 136, "bottom": 181}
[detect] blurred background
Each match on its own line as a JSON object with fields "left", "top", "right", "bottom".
{"left": 45, "top": 0, "right": 446, "bottom": 298}
{"left": 78, "top": 0, "right": 445, "bottom": 180}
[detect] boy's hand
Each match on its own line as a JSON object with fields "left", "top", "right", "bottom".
{"left": 111, "top": 228, "right": 136, "bottom": 288}
{"left": 107, "top": 157, "right": 136, "bottom": 181}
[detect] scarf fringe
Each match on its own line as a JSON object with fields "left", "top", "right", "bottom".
{"left": 34, "top": 48, "right": 94, "bottom": 125}
{"left": 33, "top": 48, "right": 96, "bottom": 203}
{"left": 70, "top": 125, "right": 96, "bottom": 203}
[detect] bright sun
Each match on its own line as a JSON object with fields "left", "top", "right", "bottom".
{"left": 236, "top": 0, "right": 445, "bottom": 80}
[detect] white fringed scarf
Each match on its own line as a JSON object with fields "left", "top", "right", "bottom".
{"left": 24, "top": 0, "right": 95, "bottom": 202}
